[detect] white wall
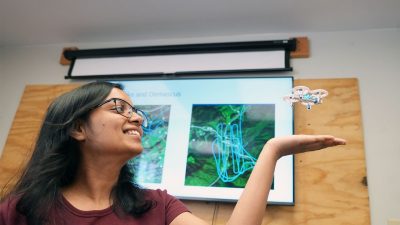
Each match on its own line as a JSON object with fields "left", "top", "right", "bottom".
{"left": 0, "top": 45, "right": 73, "bottom": 150}
{"left": 0, "top": 29, "right": 399, "bottom": 225}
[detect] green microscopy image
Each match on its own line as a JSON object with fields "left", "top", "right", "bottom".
{"left": 185, "top": 104, "right": 275, "bottom": 188}
{"left": 128, "top": 105, "right": 171, "bottom": 184}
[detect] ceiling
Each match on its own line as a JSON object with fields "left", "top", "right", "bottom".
{"left": 1, "top": 0, "right": 399, "bottom": 47}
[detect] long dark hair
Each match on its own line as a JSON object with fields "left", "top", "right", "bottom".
{"left": 6, "top": 81, "right": 152, "bottom": 225}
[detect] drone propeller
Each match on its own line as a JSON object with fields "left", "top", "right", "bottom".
{"left": 283, "top": 95, "right": 299, "bottom": 103}
{"left": 310, "top": 89, "right": 328, "bottom": 98}
{"left": 292, "top": 86, "right": 310, "bottom": 95}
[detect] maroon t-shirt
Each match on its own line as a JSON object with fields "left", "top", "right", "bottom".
{"left": 0, "top": 189, "right": 189, "bottom": 225}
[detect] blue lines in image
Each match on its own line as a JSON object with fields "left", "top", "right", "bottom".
{"left": 129, "top": 105, "right": 170, "bottom": 184}
{"left": 211, "top": 107, "right": 257, "bottom": 184}
{"left": 142, "top": 106, "right": 167, "bottom": 134}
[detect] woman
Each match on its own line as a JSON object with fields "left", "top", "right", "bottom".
{"left": 0, "top": 81, "right": 346, "bottom": 225}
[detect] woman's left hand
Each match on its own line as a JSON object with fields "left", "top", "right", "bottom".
{"left": 264, "top": 134, "right": 347, "bottom": 160}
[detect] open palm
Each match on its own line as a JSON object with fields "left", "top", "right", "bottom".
{"left": 265, "top": 134, "right": 347, "bottom": 159}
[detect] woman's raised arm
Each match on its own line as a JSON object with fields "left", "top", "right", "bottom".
{"left": 171, "top": 135, "right": 346, "bottom": 225}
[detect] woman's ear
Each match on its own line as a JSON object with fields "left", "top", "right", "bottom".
{"left": 70, "top": 120, "right": 86, "bottom": 141}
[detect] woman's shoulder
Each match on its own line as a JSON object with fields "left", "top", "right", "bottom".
{"left": 144, "top": 188, "right": 173, "bottom": 201}
{"left": 144, "top": 189, "right": 188, "bottom": 209}
{"left": 142, "top": 189, "right": 190, "bottom": 224}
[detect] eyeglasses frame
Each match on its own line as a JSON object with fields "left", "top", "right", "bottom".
{"left": 94, "top": 97, "right": 148, "bottom": 128}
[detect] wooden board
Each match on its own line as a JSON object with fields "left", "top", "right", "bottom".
{"left": 0, "top": 79, "right": 370, "bottom": 224}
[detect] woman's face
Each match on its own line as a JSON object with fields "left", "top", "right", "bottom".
{"left": 77, "top": 88, "right": 144, "bottom": 162}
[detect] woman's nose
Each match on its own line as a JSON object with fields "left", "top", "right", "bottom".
{"left": 128, "top": 112, "right": 143, "bottom": 126}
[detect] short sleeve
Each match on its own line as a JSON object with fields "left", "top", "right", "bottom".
{"left": 149, "top": 189, "right": 190, "bottom": 225}
{"left": 163, "top": 190, "right": 190, "bottom": 224}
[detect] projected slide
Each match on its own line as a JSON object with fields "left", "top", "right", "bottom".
{"left": 185, "top": 104, "right": 274, "bottom": 188}
{"left": 127, "top": 105, "right": 171, "bottom": 184}
{"left": 117, "top": 77, "right": 294, "bottom": 204}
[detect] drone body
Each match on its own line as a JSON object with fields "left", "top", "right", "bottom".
{"left": 283, "top": 86, "right": 328, "bottom": 110}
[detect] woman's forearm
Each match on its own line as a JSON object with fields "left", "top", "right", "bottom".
{"left": 171, "top": 135, "right": 345, "bottom": 225}
{"left": 225, "top": 135, "right": 346, "bottom": 225}
{"left": 227, "top": 143, "right": 278, "bottom": 225}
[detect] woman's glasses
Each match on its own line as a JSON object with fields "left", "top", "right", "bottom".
{"left": 95, "top": 98, "right": 148, "bottom": 128}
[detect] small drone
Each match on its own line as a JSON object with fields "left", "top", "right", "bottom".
{"left": 283, "top": 86, "right": 328, "bottom": 110}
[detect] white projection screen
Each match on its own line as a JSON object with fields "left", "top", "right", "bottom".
{"left": 113, "top": 77, "right": 294, "bottom": 205}
{"left": 68, "top": 50, "right": 288, "bottom": 78}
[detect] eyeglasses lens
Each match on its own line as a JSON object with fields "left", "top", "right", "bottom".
{"left": 115, "top": 99, "right": 148, "bottom": 128}
{"left": 137, "top": 110, "right": 148, "bottom": 128}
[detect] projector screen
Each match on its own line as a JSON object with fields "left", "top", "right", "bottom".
{"left": 68, "top": 50, "right": 290, "bottom": 78}
{"left": 116, "top": 76, "right": 294, "bottom": 204}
